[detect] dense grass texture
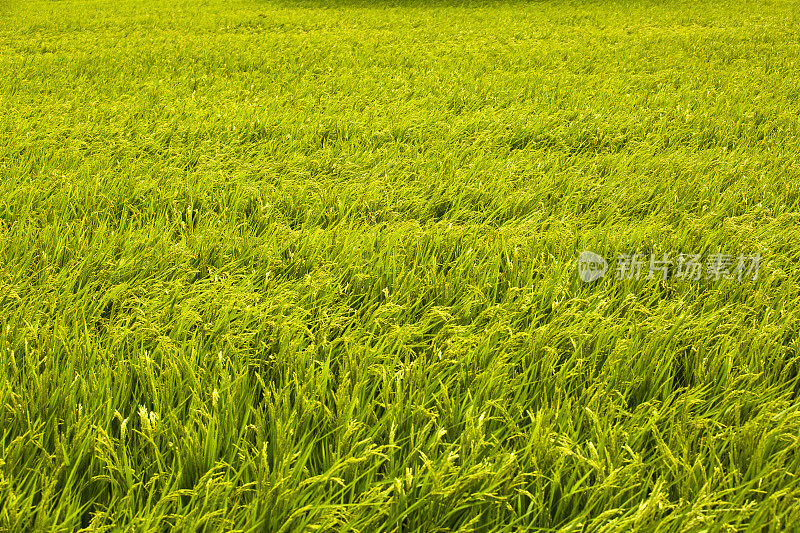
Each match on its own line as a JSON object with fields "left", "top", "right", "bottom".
{"left": 2, "top": 0, "right": 800, "bottom": 530}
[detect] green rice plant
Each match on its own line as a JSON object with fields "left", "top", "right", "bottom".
{"left": 1, "top": 0, "right": 799, "bottom": 530}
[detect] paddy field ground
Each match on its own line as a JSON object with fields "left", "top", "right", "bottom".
{"left": 1, "top": 0, "right": 800, "bottom": 530}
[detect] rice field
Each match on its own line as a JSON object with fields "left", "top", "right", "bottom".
{"left": 1, "top": 0, "right": 800, "bottom": 530}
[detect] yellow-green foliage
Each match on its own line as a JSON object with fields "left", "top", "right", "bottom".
{"left": 1, "top": 0, "right": 799, "bottom": 530}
